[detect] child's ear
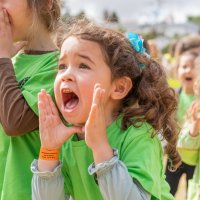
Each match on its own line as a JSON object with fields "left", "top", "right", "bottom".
{"left": 111, "top": 76, "right": 133, "bottom": 100}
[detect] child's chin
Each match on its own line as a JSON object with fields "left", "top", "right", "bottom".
{"left": 65, "top": 117, "right": 85, "bottom": 126}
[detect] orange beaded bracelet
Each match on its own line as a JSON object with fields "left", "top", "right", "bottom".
{"left": 39, "top": 148, "right": 60, "bottom": 160}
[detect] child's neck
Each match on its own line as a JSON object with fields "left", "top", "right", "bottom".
{"left": 183, "top": 87, "right": 194, "bottom": 96}
{"left": 24, "top": 29, "right": 57, "bottom": 52}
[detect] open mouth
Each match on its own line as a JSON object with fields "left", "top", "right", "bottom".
{"left": 185, "top": 77, "right": 193, "bottom": 81}
{"left": 62, "top": 88, "right": 79, "bottom": 110}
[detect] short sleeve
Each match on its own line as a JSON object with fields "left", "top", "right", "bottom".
{"left": 21, "top": 58, "right": 58, "bottom": 115}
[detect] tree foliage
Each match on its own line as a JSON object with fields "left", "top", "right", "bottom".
{"left": 103, "top": 10, "right": 119, "bottom": 23}
{"left": 187, "top": 16, "right": 200, "bottom": 25}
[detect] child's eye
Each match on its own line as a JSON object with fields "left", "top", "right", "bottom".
{"left": 182, "top": 65, "right": 189, "bottom": 69}
{"left": 79, "top": 63, "right": 90, "bottom": 69}
{"left": 58, "top": 64, "right": 67, "bottom": 70}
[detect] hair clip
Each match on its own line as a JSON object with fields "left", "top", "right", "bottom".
{"left": 126, "top": 32, "right": 150, "bottom": 68}
{"left": 126, "top": 32, "right": 146, "bottom": 53}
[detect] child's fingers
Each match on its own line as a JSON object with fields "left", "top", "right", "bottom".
{"left": 0, "top": 9, "right": 4, "bottom": 27}
{"left": 92, "top": 84, "right": 102, "bottom": 105}
{"left": 191, "top": 103, "right": 200, "bottom": 120}
{"left": 38, "top": 90, "right": 48, "bottom": 108}
{"left": 191, "top": 108, "right": 197, "bottom": 120}
{"left": 40, "top": 90, "right": 52, "bottom": 116}
{"left": 87, "top": 103, "right": 98, "bottom": 125}
{"left": 38, "top": 102, "right": 45, "bottom": 124}
{"left": 90, "top": 84, "right": 106, "bottom": 121}
{"left": 38, "top": 93, "right": 47, "bottom": 119}
{"left": 195, "top": 107, "right": 200, "bottom": 120}
{"left": 38, "top": 91, "right": 50, "bottom": 126}
{"left": 46, "top": 93, "right": 59, "bottom": 116}
{"left": 38, "top": 91, "right": 46, "bottom": 109}
{"left": 38, "top": 101, "right": 47, "bottom": 133}
{"left": 63, "top": 126, "right": 83, "bottom": 141}
{"left": 3, "top": 9, "right": 9, "bottom": 25}
{"left": 94, "top": 85, "right": 106, "bottom": 114}
{"left": 99, "top": 88, "right": 106, "bottom": 106}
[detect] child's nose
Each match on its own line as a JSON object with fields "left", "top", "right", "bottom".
{"left": 185, "top": 67, "right": 192, "bottom": 73}
{"left": 61, "top": 70, "right": 75, "bottom": 82}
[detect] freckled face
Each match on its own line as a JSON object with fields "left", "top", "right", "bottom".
{"left": 54, "top": 36, "right": 113, "bottom": 125}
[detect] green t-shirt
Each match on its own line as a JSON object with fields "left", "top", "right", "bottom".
{"left": 177, "top": 90, "right": 196, "bottom": 126}
{"left": 0, "top": 127, "right": 10, "bottom": 198}
{"left": 176, "top": 90, "right": 196, "bottom": 163}
{"left": 61, "top": 118, "right": 174, "bottom": 200}
{"left": 0, "top": 51, "right": 59, "bottom": 200}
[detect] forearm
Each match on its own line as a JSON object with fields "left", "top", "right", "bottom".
{"left": 0, "top": 58, "right": 39, "bottom": 135}
{"left": 31, "top": 160, "right": 69, "bottom": 200}
{"left": 178, "top": 126, "right": 200, "bottom": 149}
{"left": 92, "top": 143, "right": 113, "bottom": 164}
{"left": 89, "top": 150, "right": 151, "bottom": 200}
{"left": 177, "top": 125, "right": 200, "bottom": 165}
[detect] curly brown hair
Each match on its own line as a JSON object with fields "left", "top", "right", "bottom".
{"left": 62, "top": 19, "right": 181, "bottom": 169}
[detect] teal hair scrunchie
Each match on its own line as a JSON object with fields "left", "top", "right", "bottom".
{"left": 126, "top": 32, "right": 150, "bottom": 68}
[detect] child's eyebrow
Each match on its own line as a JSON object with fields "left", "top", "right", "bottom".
{"left": 77, "top": 53, "right": 95, "bottom": 65}
{"left": 59, "top": 54, "right": 66, "bottom": 62}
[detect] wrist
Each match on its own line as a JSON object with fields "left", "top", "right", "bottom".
{"left": 39, "top": 147, "right": 60, "bottom": 160}
{"left": 88, "top": 149, "right": 118, "bottom": 175}
{"left": 38, "top": 159, "right": 60, "bottom": 172}
{"left": 92, "top": 143, "right": 113, "bottom": 164}
{"left": 38, "top": 147, "right": 60, "bottom": 172}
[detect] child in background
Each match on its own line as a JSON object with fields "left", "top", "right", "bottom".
{"left": 32, "top": 20, "right": 180, "bottom": 200}
{"left": 166, "top": 35, "right": 200, "bottom": 90}
{"left": 176, "top": 50, "right": 200, "bottom": 125}
{"left": 177, "top": 56, "right": 200, "bottom": 200}
{"left": 165, "top": 50, "right": 200, "bottom": 196}
{"left": 0, "top": 0, "right": 61, "bottom": 199}
{"left": 163, "top": 39, "right": 179, "bottom": 88}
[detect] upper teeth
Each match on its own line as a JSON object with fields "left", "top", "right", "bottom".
{"left": 62, "top": 88, "right": 71, "bottom": 93}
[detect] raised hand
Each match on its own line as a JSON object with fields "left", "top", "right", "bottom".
{"left": 84, "top": 84, "right": 113, "bottom": 164}
{"left": 38, "top": 89, "right": 82, "bottom": 150}
{"left": 189, "top": 101, "right": 200, "bottom": 137}
{"left": 0, "top": 9, "right": 26, "bottom": 58}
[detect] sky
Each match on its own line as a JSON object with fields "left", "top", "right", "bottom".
{"left": 64, "top": 0, "right": 200, "bottom": 24}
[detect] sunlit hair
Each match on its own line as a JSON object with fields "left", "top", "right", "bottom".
{"left": 62, "top": 19, "right": 181, "bottom": 169}
{"left": 27, "top": 0, "right": 61, "bottom": 32}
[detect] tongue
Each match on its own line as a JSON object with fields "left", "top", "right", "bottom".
{"left": 65, "top": 98, "right": 78, "bottom": 110}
